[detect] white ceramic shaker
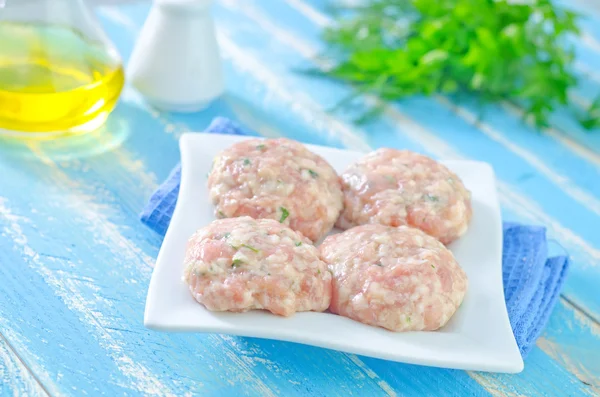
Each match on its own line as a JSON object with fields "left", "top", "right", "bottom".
{"left": 127, "top": 0, "right": 224, "bottom": 112}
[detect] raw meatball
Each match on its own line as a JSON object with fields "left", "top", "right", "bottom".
{"left": 319, "top": 224, "right": 468, "bottom": 331}
{"left": 183, "top": 216, "right": 332, "bottom": 316}
{"left": 338, "top": 148, "right": 472, "bottom": 244}
{"left": 208, "top": 138, "right": 343, "bottom": 242}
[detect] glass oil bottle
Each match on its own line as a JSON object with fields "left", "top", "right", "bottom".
{"left": 0, "top": 0, "right": 124, "bottom": 138}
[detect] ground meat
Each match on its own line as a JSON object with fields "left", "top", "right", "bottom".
{"left": 319, "top": 224, "right": 468, "bottom": 331}
{"left": 207, "top": 138, "right": 343, "bottom": 242}
{"left": 183, "top": 216, "right": 332, "bottom": 316}
{"left": 337, "top": 148, "right": 472, "bottom": 244}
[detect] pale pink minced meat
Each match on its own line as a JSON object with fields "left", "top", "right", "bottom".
{"left": 319, "top": 224, "right": 468, "bottom": 331}
{"left": 338, "top": 148, "right": 472, "bottom": 244}
{"left": 183, "top": 217, "right": 332, "bottom": 316}
{"left": 207, "top": 138, "right": 343, "bottom": 242}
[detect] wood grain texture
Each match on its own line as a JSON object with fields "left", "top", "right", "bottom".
{"left": 0, "top": 334, "right": 48, "bottom": 397}
{"left": 0, "top": 111, "right": 476, "bottom": 396}
{"left": 102, "top": 2, "right": 599, "bottom": 394}
{"left": 0, "top": 0, "right": 598, "bottom": 396}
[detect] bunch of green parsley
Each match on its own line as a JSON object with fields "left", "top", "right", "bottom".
{"left": 319, "top": 0, "right": 600, "bottom": 129}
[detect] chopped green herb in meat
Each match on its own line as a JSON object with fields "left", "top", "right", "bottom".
{"left": 279, "top": 207, "right": 290, "bottom": 223}
{"left": 425, "top": 194, "right": 439, "bottom": 202}
{"left": 231, "top": 259, "right": 244, "bottom": 268}
{"left": 241, "top": 244, "right": 260, "bottom": 253}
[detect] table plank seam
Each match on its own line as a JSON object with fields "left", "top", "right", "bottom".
{"left": 561, "top": 296, "right": 600, "bottom": 328}
{"left": 0, "top": 331, "right": 51, "bottom": 397}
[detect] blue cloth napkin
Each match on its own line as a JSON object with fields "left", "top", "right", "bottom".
{"left": 140, "top": 117, "right": 569, "bottom": 359}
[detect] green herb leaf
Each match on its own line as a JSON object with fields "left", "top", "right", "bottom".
{"left": 241, "top": 244, "right": 260, "bottom": 253}
{"left": 317, "top": 0, "right": 595, "bottom": 129}
{"left": 232, "top": 259, "right": 244, "bottom": 268}
{"left": 218, "top": 211, "right": 226, "bottom": 218}
{"left": 425, "top": 194, "right": 439, "bottom": 202}
{"left": 279, "top": 207, "right": 290, "bottom": 223}
{"left": 256, "top": 144, "right": 266, "bottom": 150}
{"left": 243, "top": 158, "right": 251, "bottom": 166}
{"left": 222, "top": 232, "right": 231, "bottom": 239}
{"left": 431, "top": 264, "right": 436, "bottom": 269}
{"left": 295, "top": 241, "right": 302, "bottom": 246}
{"left": 307, "top": 169, "right": 319, "bottom": 178}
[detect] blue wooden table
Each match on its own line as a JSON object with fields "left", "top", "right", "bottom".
{"left": 1, "top": 0, "right": 599, "bottom": 395}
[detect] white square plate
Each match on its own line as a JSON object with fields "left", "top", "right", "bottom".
{"left": 144, "top": 133, "right": 523, "bottom": 373}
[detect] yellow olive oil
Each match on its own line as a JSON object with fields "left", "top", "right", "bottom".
{"left": 0, "top": 21, "right": 124, "bottom": 136}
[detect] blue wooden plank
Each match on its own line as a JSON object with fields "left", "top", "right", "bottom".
{"left": 208, "top": 0, "right": 600, "bottom": 320}
{"left": 0, "top": 333, "right": 47, "bottom": 397}
{"left": 558, "top": 0, "right": 600, "bottom": 44}
{"left": 104, "top": 0, "right": 594, "bottom": 318}
{"left": 362, "top": 345, "right": 595, "bottom": 397}
{"left": 221, "top": 0, "right": 600, "bottom": 200}
{"left": 0, "top": 198, "right": 185, "bottom": 396}
{"left": 0, "top": 2, "right": 596, "bottom": 397}
{"left": 538, "top": 300, "right": 600, "bottom": 393}
{"left": 0, "top": 109, "right": 476, "bottom": 397}
{"left": 29, "top": 101, "right": 594, "bottom": 396}
{"left": 29, "top": 101, "right": 479, "bottom": 396}
{"left": 60, "top": 115, "right": 600, "bottom": 395}
{"left": 0, "top": 9, "right": 476, "bottom": 396}
{"left": 548, "top": 39, "right": 600, "bottom": 149}
{"left": 108, "top": 0, "right": 596, "bottom": 392}
{"left": 0, "top": 27, "right": 430, "bottom": 395}
{"left": 283, "top": 0, "right": 600, "bottom": 156}
{"left": 101, "top": 3, "right": 600, "bottom": 392}
{"left": 42, "top": 12, "right": 600, "bottom": 396}
{"left": 0, "top": 161, "right": 400, "bottom": 396}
